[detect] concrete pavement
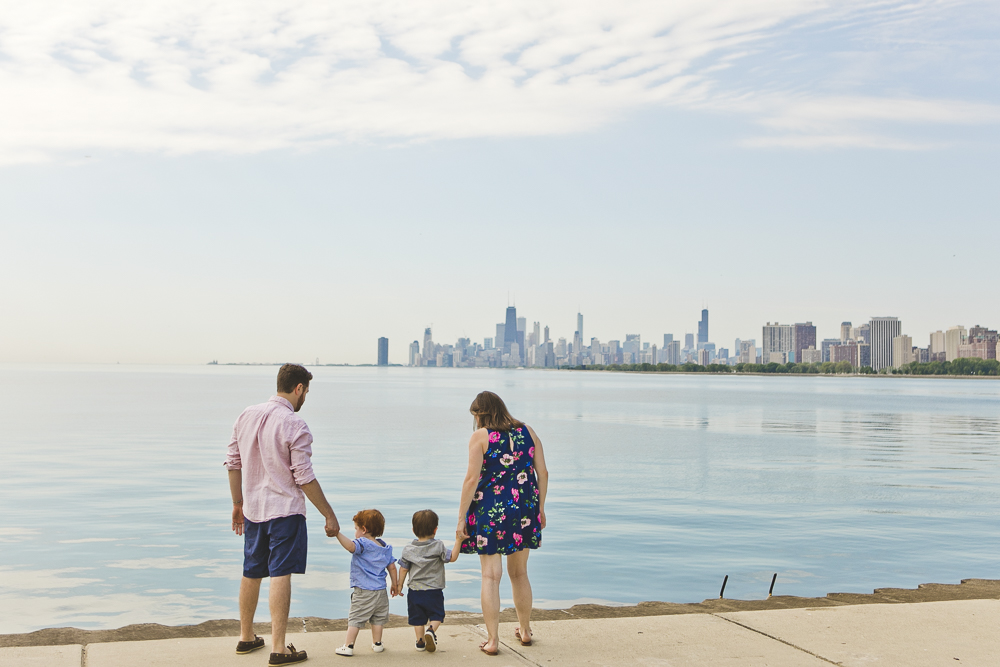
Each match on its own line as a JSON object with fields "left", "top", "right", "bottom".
{"left": 3, "top": 599, "right": 999, "bottom": 666}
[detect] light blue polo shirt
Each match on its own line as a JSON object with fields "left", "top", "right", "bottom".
{"left": 350, "top": 537, "right": 395, "bottom": 590}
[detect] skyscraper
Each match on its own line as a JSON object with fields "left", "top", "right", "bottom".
{"left": 377, "top": 337, "right": 389, "bottom": 366}
{"left": 840, "top": 322, "right": 852, "bottom": 342}
{"left": 793, "top": 322, "right": 816, "bottom": 364}
{"left": 762, "top": 323, "right": 794, "bottom": 362}
{"left": 945, "top": 325, "right": 966, "bottom": 361}
{"left": 543, "top": 325, "right": 550, "bottom": 343}
{"left": 422, "top": 328, "right": 433, "bottom": 365}
{"left": 408, "top": 341, "right": 420, "bottom": 366}
{"left": 504, "top": 306, "right": 517, "bottom": 354}
{"left": 684, "top": 333, "right": 694, "bottom": 349}
{"left": 869, "top": 316, "right": 901, "bottom": 372}
{"left": 577, "top": 312, "right": 584, "bottom": 342}
{"left": 697, "top": 309, "right": 709, "bottom": 344}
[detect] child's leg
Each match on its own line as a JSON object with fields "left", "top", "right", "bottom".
{"left": 344, "top": 626, "right": 361, "bottom": 647}
{"left": 413, "top": 625, "right": 425, "bottom": 640}
{"left": 371, "top": 625, "right": 384, "bottom": 644}
{"left": 429, "top": 620, "right": 442, "bottom": 632}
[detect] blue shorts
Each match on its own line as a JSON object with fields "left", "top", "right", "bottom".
{"left": 243, "top": 514, "right": 308, "bottom": 578}
{"left": 407, "top": 588, "right": 445, "bottom": 626}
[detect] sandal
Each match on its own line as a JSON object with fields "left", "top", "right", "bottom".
{"left": 479, "top": 641, "right": 499, "bottom": 656}
{"left": 514, "top": 627, "right": 532, "bottom": 646}
{"left": 236, "top": 635, "right": 265, "bottom": 654}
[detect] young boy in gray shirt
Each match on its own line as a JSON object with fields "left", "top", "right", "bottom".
{"left": 392, "top": 509, "right": 460, "bottom": 652}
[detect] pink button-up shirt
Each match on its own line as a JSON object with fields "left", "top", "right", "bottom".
{"left": 224, "top": 396, "right": 317, "bottom": 523}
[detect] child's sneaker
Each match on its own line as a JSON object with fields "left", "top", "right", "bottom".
{"left": 424, "top": 628, "right": 437, "bottom": 653}
{"left": 415, "top": 639, "right": 426, "bottom": 652}
{"left": 335, "top": 644, "right": 354, "bottom": 657}
{"left": 372, "top": 642, "right": 384, "bottom": 653}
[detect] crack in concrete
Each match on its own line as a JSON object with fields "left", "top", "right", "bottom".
{"left": 471, "top": 624, "right": 539, "bottom": 666}
{"left": 713, "top": 614, "right": 843, "bottom": 666}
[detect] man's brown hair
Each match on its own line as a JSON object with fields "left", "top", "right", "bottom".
{"left": 277, "top": 363, "right": 313, "bottom": 394}
{"left": 411, "top": 509, "right": 439, "bottom": 538}
{"left": 470, "top": 391, "right": 525, "bottom": 432}
{"left": 353, "top": 509, "right": 386, "bottom": 538}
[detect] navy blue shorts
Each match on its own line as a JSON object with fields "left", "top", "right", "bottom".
{"left": 407, "top": 588, "right": 445, "bottom": 626}
{"left": 243, "top": 514, "right": 308, "bottom": 578}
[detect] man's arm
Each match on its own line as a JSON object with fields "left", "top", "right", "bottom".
{"left": 228, "top": 470, "right": 244, "bottom": 536}
{"left": 300, "top": 479, "right": 340, "bottom": 537}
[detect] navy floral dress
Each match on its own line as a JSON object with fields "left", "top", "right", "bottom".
{"left": 460, "top": 426, "right": 542, "bottom": 555}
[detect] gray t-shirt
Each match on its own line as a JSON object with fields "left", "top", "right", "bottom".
{"left": 398, "top": 539, "right": 452, "bottom": 590}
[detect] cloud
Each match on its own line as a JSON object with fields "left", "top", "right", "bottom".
{"left": 57, "top": 537, "right": 121, "bottom": 544}
{"left": 0, "top": 566, "right": 101, "bottom": 591}
{"left": 106, "top": 556, "right": 225, "bottom": 570}
{"left": 0, "top": 0, "right": 995, "bottom": 163}
{"left": 0, "top": 591, "right": 230, "bottom": 634}
{"left": 0, "top": 528, "right": 39, "bottom": 543}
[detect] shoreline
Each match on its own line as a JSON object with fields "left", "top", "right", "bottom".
{"left": 4, "top": 578, "right": 998, "bottom": 648}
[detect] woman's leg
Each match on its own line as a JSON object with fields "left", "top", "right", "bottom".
{"left": 480, "top": 554, "right": 503, "bottom": 652}
{"left": 506, "top": 549, "right": 533, "bottom": 640}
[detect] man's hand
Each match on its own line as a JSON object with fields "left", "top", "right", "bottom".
{"left": 232, "top": 504, "right": 245, "bottom": 536}
{"left": 325, "top": 513, "right": 340, "bottom": 537}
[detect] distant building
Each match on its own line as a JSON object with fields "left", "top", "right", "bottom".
{"left": 800, "top": 346, "right": 822, "bottom": 364}
{"left": 577, "top": 313, "right": 584, "bottom": 342}
{"left": 623, "top": 334, "right": 641, "bottom": 364}
{"left": 484, "top": 337, "right": 494, "bottom": 350}
{"left": 929, "top": 330, "right": 946, "bottom": 361}
{"left": 793, "top": 322, "right": 816, "bottom": 364}
{"left": 855, "top": 324, "right": 871, "bottom": 344}
{"left": 763, "top": 323, "right": 794, "bottom": 362}
{"left": 840, "top": 322, "right": 852, "bottom": 342}
{"left": 821, "top": 338, "right": 840, "bottom": 363}
{"left": 738, "top": 339, "right": 756, "bottom": 364}
{"left": 698, "top": 348, "right": 711, "bottom": 365}
{"left": 684, "top": 333, "right": 694, "bottom": 349}
{"left": 495, "top": 324, "right": 505, "bottom": 349}
{"left": 892, "top": 335, "right": 913, "bottom": 369}
{"left": 664, "top": 340, "right": 681, "bottom": 365}
{"left": 945, "top": 325, "right": 967, "bottom": 361}
{"left": 664, "top": 333, "right": 674, "bottom": 347}
{"left": 408, "top": 340, "right": 420, "bottom": 367}
{"left": 697, "top": 309, "right": 709, "bottom": 344}
{"left": 869, "top": 316, "right": 901, "bottom": 372}
{"left": 831, "top": 341, "right": 859, "bottom": 367}
{"left": 504, "top": 307, "right": 518, "bottom": 356}
{"left": 422, "top": 328, "right": 435, "bottom": 366}
{"left": 768, "top": 351, "right": 787, "bottom": 364}
{"left": 858, "top": 342, "right": 871, "bottom": 368}
{"left": 959, "top": 325, "right": 998, "bottom": 360}
{"left": 543, "top": 326, "right": 550, "bottom": 343}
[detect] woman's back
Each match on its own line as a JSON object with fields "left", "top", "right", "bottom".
{"left": 461, "top": 426, "right": 542, "bottom": 554}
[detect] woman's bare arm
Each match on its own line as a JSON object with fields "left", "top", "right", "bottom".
{"left": 456, "top": 428, "right": 488, "bottom": 538}
{"left": 526, "top": 425, "right": 549, "bottom": 530}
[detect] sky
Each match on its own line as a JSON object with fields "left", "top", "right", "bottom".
{"left": 1, "top": 0, "right": 998, "bottom": 364}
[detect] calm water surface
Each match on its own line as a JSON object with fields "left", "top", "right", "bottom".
{"left": 1, "top": 365, "right": 998, "bottom": 634}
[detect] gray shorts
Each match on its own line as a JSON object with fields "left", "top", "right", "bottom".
{"left": 348, "top": 587, "right": 390, "bottom": 628}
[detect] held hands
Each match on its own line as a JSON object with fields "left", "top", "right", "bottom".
{"left": 456, "top": 522, "right": 469, "bottom": 543}
{"left": 231, "top": 504, "right": 244, "bottom": 536}
{"left": 324, "top": 514, "right": 340, "bottom": 538}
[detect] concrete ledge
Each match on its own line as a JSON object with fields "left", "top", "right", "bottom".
{"left": 0, "top": 644, "right": 82, "bottom": 667}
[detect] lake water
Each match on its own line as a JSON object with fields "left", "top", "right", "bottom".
{"left": 1, "top": 364, "right": 999, "bottom": 635}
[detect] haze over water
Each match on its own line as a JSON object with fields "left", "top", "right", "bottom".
{"left": 1, "top": 364, "right": 998, "bottom": 635}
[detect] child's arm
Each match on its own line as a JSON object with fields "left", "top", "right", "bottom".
{"left": 387, "top": 562, "right": 399, "bottom": 596}
{"left": 448, "top": 541, "right": 460, "bottom": 563}
{"left": 336, "top": 532, "right": 356, "bottom": 553}
{"left": 394, "top": 567, "right": 408, "bottom": 596}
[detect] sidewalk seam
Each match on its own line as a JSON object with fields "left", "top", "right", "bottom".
{"left": 712, "top": 614, "right": 843, "bottom": 666}
{"left": 471, "top": 624, "right": 540, "bottom": 666}
{"left": 80, "top": 644, "right": 88, "bottom": 667}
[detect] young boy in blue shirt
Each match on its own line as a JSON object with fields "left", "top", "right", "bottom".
{"left": 335, "top": 509, "right": 398, "bottom": 657}
{"left": 392, "top": 510, "right": 460, "bottom": 652}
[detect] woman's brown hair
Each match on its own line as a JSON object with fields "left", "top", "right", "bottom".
{"left": 470, "top": 391, "right": 525, "bottom": 432}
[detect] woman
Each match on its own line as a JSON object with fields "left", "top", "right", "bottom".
{"left": 456, "top": 391, "right": 549, "bottom": 656}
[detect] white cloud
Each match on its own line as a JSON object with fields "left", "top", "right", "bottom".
{"left": 0, "top": 566, "right": 101, "bottom": 591}
{"left": 0, "top": 528, "right": 39, "bottom": 543}
{"left": 0, "top": 591, "right": 230, "bottom": 634}
{"left": 58, "top": 537, "right": 121, "bottom": 544}
{"left": 106, "top": 556, "right": 225, "bottom": 570}
{"left": 0, "top": 0, "right": 995, "bottom": 163}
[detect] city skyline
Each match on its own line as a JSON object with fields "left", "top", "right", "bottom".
{"left": 399, "top": 305, "right": 998, "bottom": 371}
{"left": 1, "top": 2, "right": 997, "bottom": 365}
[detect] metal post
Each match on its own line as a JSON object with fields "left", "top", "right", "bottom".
{"left": 768, "top": 573, "right": 777, "bottom": 598}
{"left": 719, "top": 575, "right": 729, "bottom": 599}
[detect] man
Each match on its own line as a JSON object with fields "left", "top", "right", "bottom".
{"left": 225, "top": 363, "right": 340, "bottom": 666}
